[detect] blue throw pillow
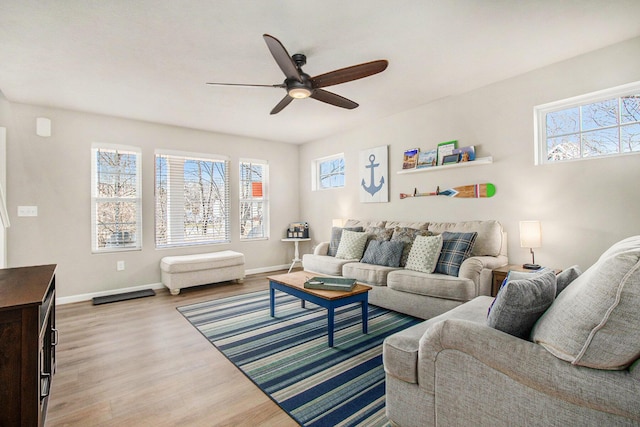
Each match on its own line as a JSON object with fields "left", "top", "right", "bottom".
{"left": 434, "top": 231, "right": 478, "bottom": 276}
{"left": 361, "top": 240, "right": 404, "bottom": 267}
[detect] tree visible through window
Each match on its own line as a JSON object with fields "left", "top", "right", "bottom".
{"left": 155, "top": 152, "right": 229, "bottom": 247}
{"left": 314, "top": 153, "right": 344, "bottom": 190}
{"left": 91, "top": 145, "right": 142, "bottom": 252}
{"left": 240, "top": 160, "right": 268, "bottom": 240}
{"left": 536, "top": 83, "right": 640, "bottom": 164}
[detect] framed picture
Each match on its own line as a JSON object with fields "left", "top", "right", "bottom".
{"left": 416, "top": 149, "right": 438, "bottom": 168}
{"left": 360, "top": 145, "right": 388, "bottom": 203}
{"left": 402, "top": 148, "right": 419, "bottom": 169}
{"left": 437, "top": 140, "right": 457, "bottom": 165}
{"left": 442, "top": 153, "right": 460, "bottom": 165}
{"left": 453, "top": 145, "right": 476, "bottom": 162}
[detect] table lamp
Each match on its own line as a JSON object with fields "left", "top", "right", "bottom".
{"left": 519, "top": 220, "right": 541, "bottom": 269}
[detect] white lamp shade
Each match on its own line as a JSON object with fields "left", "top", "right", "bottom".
{"left": 519, "top": 221, "right": 541, "bottom": 248}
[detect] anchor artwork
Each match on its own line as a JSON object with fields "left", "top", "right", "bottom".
{"left": 359, "top": 145, "right": 389, "bottom": 203}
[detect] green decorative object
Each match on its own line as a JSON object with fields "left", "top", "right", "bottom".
{"left": 400, "top": 183, "right": 496, "bottom": 199}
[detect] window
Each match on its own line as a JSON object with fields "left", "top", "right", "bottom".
{"left": 312, "top": 153, "right": 345, "bottom": 190}
{"left": 155, "top": 150, "right": 230, "bottom": 247}
{"left": 91, "top": 144, "right": 142, "bottom": 252}
{"left": 239, "top": 159, "right": 268, "bottom": 240}
{"left": 535, "top": 82, "right": 640, "bottom": 164}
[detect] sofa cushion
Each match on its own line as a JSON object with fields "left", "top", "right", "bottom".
{"left": 361, "top": 240, "right": 404, "bottom": 267}
{"left": 391, "top": 227, "right": 432, "bottom": 267}
{"left": 385, "top": 220, "right": 429, "bottom": 230}
{"left": 335, "top": 230, "right": 368, "bottom": 260}
{"left": 531, "top": 235, "right": 640, "bottom": 370}
{"left": 487, "top": 269, "right": 557, "bottom": 339}
{"left": 383, "top": 296, "right": 493, "bottom": 384}
{"left": 555, "top": 265, "right": 581, "bottom": 295}
{"left": 435, "top": 231, "right": 478, "bottom": 276}
{"left": 405, "top": 234, "right": 443, "bottom": 274}
{"left": 344, "top": 219, "right": 386, "bottom": 229}
{"left": 328, "top": 226, "right": 363, "bottom": 256}
{"left": 342, "top": 262, "right": 400, "bottom": 287}
{"left": 387, "top": 269, "right": 476, "bottom": 301}
{"left": 428, "top": 220, "right": 503, "bottom": 256}
{"left": 302, "top": 253, "right": 357, "bottom": 276}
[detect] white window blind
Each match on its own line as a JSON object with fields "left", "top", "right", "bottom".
{"left": 91, "top": 144, "right": 142, "bottom": 252}
{"left": 240, "top": 159, "right": 268, "bottom": 240}
{"left": 155, "top": 150, "right": 230, "bottom": 247}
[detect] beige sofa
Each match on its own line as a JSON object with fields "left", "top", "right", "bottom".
{"left": 383, "top": 235, "right": 640, "bottom": 426}
{"left": 302, "top": 219, "right": 507, "bottom": 319}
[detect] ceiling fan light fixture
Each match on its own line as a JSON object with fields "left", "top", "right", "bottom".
{"left": 288, "top": 87, "right": 312, "bottom": 99}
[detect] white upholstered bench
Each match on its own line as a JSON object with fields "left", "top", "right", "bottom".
{"left": 160, "top": 250, "right": 245, "bottom": 295}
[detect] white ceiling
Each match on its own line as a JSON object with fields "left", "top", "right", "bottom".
{"left": 2, "top": 1, "right": 640, "bottom": 144}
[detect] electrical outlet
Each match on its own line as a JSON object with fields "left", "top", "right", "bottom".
{"left": 117, "top": 261, "right": 125, "bottom": 271}
{"left": 17, "top": 206, "right": 38, "bottom": 217}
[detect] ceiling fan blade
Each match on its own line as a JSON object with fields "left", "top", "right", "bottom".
{"left": 270, "top": 95, "right": 294, "bottom": 115}
{"left": 311, "top": 60, "right": 388, "bottom": 88}
{"left": 206, "top": 82, "right": 285, "bottom": 88}
{"left": 263, "top": 34, "right": 302, "bottom": 83}
{"left": 310, "top": 89, "right": 358, "bottom": 109}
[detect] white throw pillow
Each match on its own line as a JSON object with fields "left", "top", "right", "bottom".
{"left": 335, "top": 230, "right": 368, "bottom": 260}
{"left": 405, "top": 234, "right": 443, "bottom": 273}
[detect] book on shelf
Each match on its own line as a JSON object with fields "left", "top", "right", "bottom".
{"left": 402, "top": 148, "right": 419, "bottom": 169}
{"left": 304, "top": 277, "right": 357, "bottom": 291}
{"left": 437, "top": 140, "right": 458, "bottom": 165}
{"left": 453, "top": 145, "right": 476, "bottom": 162}
{"left": 416, "top": 149, "right": 437, "bottom": 168}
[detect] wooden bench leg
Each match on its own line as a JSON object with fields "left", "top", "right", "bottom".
{"left": 170, "top": 288, "right": 180, "bottom": 296}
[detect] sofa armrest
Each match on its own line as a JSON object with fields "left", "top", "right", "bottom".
{"left": 314, "top": 241, "right": 329, "bottom": 255}
{"left": 418, "top": 319, "right": 640, "bottom": 420}
{"left": 458, "top": 255, "right": 507, "bottom": 295}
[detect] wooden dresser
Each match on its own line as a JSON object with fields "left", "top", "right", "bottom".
{"left": 0, "top": 264, "right": 57, "bottom": 427}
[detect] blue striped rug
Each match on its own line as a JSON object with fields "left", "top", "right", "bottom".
{"left": 178, "top": 290, "right": 421, "bottom": 427}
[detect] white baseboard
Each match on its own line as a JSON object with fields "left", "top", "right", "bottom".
{"left": 56, "top": 264, "right": 293, "bottom": 305}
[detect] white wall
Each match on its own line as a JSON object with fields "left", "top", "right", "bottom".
{"left": 0, "top": 102, "right": 300, "bottom": 298}
{"left": 1, "top": 37, "right": 639, "bottom": 299}
{"left": 299, "top": 37, "right": 640, "bottom": 271}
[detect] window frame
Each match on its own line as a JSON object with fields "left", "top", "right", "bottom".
{"left": 155, "top": 149, "right": 230, "bottom": 248}
{"left": 534, "top": 81, "right": 640, "bottom": 165}
{"left": 311, "top": 153, "right": 345, "bottom": 190}
{"left": 239, "top": 158, "right": 269, "bottom": 241}
{"left": 91, "top": 143, "right": 142, "bottom": 253}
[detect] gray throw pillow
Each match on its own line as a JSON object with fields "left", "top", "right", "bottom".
{"left": 361, "top": 240, "right": 404, "bottom": 267}
{"left": 487, "top": 270, "right": 557, "bottom": 339}
{"left": 555, "top": 265, "right": 581, "bottom": 296}
{"left": 328, "top": 226, "right": 363, "bottom": 257}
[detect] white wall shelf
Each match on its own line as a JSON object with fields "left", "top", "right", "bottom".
{"left": 396, "top": 156, "right": 493, "bottom": 174}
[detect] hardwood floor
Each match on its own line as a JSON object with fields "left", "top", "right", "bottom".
{"left": 46, "top": 270, "right": 300, "bottom": 427}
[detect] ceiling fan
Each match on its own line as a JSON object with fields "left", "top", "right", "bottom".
{"left": 206, "top": 34, "right": 388, "bottom": 115}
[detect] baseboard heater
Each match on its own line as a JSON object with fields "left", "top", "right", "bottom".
{"left": 92, "top": 289, "right": 156, "bottom": 305}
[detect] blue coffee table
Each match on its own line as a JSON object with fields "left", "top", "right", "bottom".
{"left": 268, "top": 271, "right": 371, "bottom": 347}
